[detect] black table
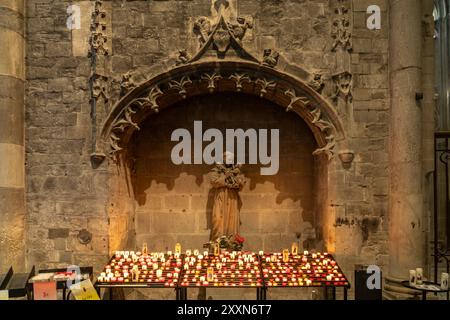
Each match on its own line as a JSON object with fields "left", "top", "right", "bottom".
{"left": 0, "top": 267, "right": 13, "bottom": 290}
{"left": 401, "top": 280, "right": 450, "bottom": 300}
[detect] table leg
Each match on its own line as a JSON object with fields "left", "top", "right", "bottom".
{"left": 344, "top": 287, "right": 348, "bottom": 301}
{"left": 422, "top": 291, "right": 427, "bottom": 301}
{"left": 109, "top": 287, "right": 113, "bottom": 300}
{"left": 332, "top": 287, "right": 336, "bottom": 300}
{"left": 63, "top": 286, "right": 66, "bottom": 301}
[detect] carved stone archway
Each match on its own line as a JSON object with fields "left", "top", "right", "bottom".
{"left": 99, "top": 60, "right": 346, "bottom": 161}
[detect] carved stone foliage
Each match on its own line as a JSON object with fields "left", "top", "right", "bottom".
{"left": 168, "top": 77, "right": 193, "bottom": 99}
{"left": 89, "top": 0, "right": 110, "bottom": 163}
{"left": 109, "top": 85, "right": 163, "bottom": 155}
{"left": 255, "top": 78, "right": 276, "bottom": 98}
{"left": 262, "top": 49, "right": 279, "bottom": 68}
{"left": 331, "top": 0, "right": 352, "bottom": 52}
{"left": 229, "top": 73, "right": 251, "bottom": 91}
{"left": 201, "top": 73, "right": 222, "bottom": 92}
{"left": 89, "top": 0, "right": 108, "bottom": 57}
{"left": 284, "top": 89, "right": 310, "bottom": 112}
{"left": 105, "top": 69, "right": 341, "bottom": 160}
{"left": 332, "top": 71, "right": 352, "bottom": 103}
{"left": 92, "top": 74, "right": 109, "bottom": 102}
{"left": 284, "top": 88, "right": 336, "bottom": 159}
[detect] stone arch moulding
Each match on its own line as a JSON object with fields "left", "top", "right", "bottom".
{"left": 98, "top": 60, "right": 347, "bottom": 163}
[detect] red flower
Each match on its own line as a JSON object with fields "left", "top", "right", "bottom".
{"left": 235, "top": 234, "right": 245, "bottom": 243}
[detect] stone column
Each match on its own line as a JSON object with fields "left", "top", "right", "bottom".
{"left": 388, "top": 0, "right": 425, "bottom": 279}
{"left": 0, "top": 0, "right": 25, "bottom": 272}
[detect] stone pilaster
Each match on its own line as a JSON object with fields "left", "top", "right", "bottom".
{"left": 0, "top": 0, "right": 25, "bottom": 271}
{"left": 388, "top": 0, "right": 426, "bottom": 279}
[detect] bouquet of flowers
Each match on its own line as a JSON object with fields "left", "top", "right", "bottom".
{"left": 217, "top": 234, "right": 245, "bottom": 251}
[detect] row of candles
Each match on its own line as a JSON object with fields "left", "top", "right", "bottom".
{"left": 97, "top": 244, "right": 349, "bottom": 288}
{"left": 181, "top": 251, "right": 262, "bottom": 287}
{"left": 409, "top": 268, "right": 449, "bottom": 290}
{"left": 260, "top": 252, "right": 349, "bottom": 287}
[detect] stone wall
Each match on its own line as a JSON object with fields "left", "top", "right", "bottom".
{"left": 23, "top": 0, "right": 395, "bottom": 299}
{"left": 25, "top": 0, "right": 108, "bottom": 270}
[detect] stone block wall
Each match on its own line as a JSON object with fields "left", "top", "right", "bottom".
{"left": 23, "top": 0, "right": 393, "bottom": 299}
{"left": 25, "top": 0, "right": 108, "bottom": 270}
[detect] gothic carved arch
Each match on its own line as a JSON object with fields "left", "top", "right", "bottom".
{"left": 99, "top": 60, "right": 346, "bottom": 162}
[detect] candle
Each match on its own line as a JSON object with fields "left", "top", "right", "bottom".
{"left": 282, "top": 249, "right": 289, "bottom": 262}
{"left": 259, "top": 251, "right": 264, "bottom": 256}
{"left": 186, "top": 250, "right": 192, "bottom": 257}
{"left": 156, "top": 269, "right": 163, "bottom": 278}
{"left": 409, "top": 269, "right": 417, "bottom": 285}
{"left": 193, "top": 249, "right": 199, "bottom": 256}
{"left": 306, "top": 279, "right": 312, "bottom": 286}
{"left": 291, "top": 243, "right": 298, "bottom": 255}
{"left": 175, "top": 243, "right": 181, "bottom": 254}
{"left": 312, "top": 253, "right": 317, "bottom": 259}
{"left": 326, "top": 274, "right": 333, "bottom": 281}
{"left": 441, "top": 273, "right": 449, "bottom": 290}
{"left": 184, "top": 263, "right": 189, "bottom": 270}
{"left": 152, "top": 263, "right": 158, "bottom": 270}
{"left": 142, "top": 243, "right": 148, "bottom": 255}
{"left": 214, "top": 244, "right": 220, "bottom": 256}
{"left": 416, "top": 268, "right": 423, "bottom": 285}
{"left": 303, "top": 250, "right": 309, "bottom": 256}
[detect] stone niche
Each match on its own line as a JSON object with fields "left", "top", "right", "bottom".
{"left": 108, "top": 91, "right": 328, "bottom": 251}
{"left": 107, "top": 91, "right": 329, "bottom": 299}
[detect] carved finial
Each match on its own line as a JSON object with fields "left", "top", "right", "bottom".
{"left": 228, "top": 16, "right": 253, "bottom": 42}
{"left": 214, "top": 0, "right": 230, "bottom": 14}
{"left": 262, "top": 49, "right": 279, "bottom": 68}
{"left": 309, "top": 73, "right": 325, "bottom": 94}
{"left": 176, "top": 49, "right": 191, "bottom": 65}
{"left": 193, "top": 17, "right": 213, "bottom": 47}
{"left": 332, "top": 71, "right": 352, "bottom": 103}
{"left": 120, "top": 71, "right": 136, "bottom": 97}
